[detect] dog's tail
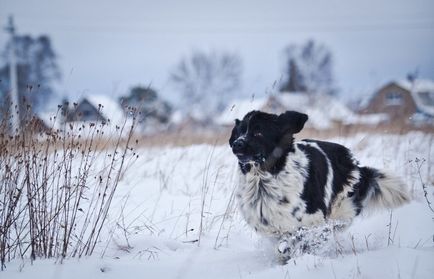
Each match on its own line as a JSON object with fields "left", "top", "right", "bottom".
{"left": 358, "top": 167, "right": 410, "bottom": 212}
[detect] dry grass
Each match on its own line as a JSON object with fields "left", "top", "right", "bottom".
{"left": 130, "top": 122, "right": 433, "bottom": 148}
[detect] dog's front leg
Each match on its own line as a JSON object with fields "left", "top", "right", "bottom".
{"left": 275, "top": 232, "right": 298, "bottom": 264}
{"left": 275, "top": 227, "right": 312, "bottom": 264}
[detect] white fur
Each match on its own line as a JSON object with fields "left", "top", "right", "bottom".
{"left": 367, "top": 171, "right": 410, "bottom": 209}
{"left": 236, "top": 144, "right": 325, "bottom": 237}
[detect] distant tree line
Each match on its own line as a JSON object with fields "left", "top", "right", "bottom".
{"left": 0, "top": 31, "right": 337, "bottom": 126}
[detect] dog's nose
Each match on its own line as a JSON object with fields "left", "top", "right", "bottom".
{"left": 232, "top": 138, "right": 245, "bottom": 152}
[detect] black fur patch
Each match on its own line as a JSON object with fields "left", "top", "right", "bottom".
{"left": 279, "top": 197, "right": 289, "bottom": 205}
{"left": 261, "top": 216, "right": 269, "bottom": 226}
{"left": 303, "top": 140, "right": 358, "bottom": 212}
{"left": 268, "top": 149, "right": 291, "bottom": 175}
{"left": 291, "top": 206, "right": 300, "bottom": 216}
{"left": 296, "top": 144, "right": 328, "bottom": 216}
{"left": 259, "top": 201, "right": 269, "bottom": 226}
{"left": 239, "top": 162, "right": 251, "bottom": 174}
{"left": 351, "top": 167, "right": 382, "bottom": 214}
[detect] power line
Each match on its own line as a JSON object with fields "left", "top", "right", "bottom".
{"left": 0, "top": 15, "right": 432, "bottom": 36}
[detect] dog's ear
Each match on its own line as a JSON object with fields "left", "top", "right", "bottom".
{"left": 229, "top": 118, "right": 242, "bottom": 147}
{"left": 277, "top": 111, "right": 308, "bottom": 134}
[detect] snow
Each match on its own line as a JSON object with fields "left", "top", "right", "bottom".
{"left": 85, "top": 94, "right": 126, "bottom": 126}
{"left": 217, "top": 93, "right": 388, "bottom": 130}
{"left": 170, "top": 110, "right": 184, "bottom": 125}
{"left": 277, "top": 92, "right": 311, "bottom": 109}
{"left": 2, "top": 132, "right": 434, "bottom": 278}
{"left": 216, "top": 97, "right": 268, "bottom": 125}
{"left": 343, "top": 113, "right": 389, "bottom": 125}
{"left": 397, "top": 79, "right": 434, "bottom": 94}
{"left": 35, "top": 110, "right": 62, "bottom": 128}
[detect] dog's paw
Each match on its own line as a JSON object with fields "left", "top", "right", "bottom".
{"left": 276, "top": 255, "right": 291, "bottom": 265}
{"left": 276, "top": 252, "right": 291, "bottom": 265}
{"left": 277, "top": 240, "right": 290, "bottom": 254}
{"left": 276, "top": 240, "right": 292, "bottom": 265}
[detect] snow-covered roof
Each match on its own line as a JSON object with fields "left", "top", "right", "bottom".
{"left": 36, "top": 111, "right": 59, "bottom": 128}
{"left": 269, "top": 93, "right": 333, "bottom": 129}
{"left": 395, "top": 79, "right": 434, "bottom": 116}
{"left": 85, "top": 95, "right": 126, "bottom": 126}
{"left": 215, "top": 97, "right": 268, "bottom": 125}
{"left": 170, "top": 110, "right": 184, "bottom": 125}
{"left": 276, "top": 92, "right": 311, "bottom": 109}
{"left": 273, "top": 93, "right": 381, "bottom": 129}
{"left": 217, "top": 93, "right": 386, "bottom": 129}
{"left": 397, "top": 79, "right": 434, "bottom": 93}
{"left": 392, "top": 79, "right": 434, "bottom": 116}
{"left": 343, "top": 113, "right": 389, "bottom": 125}
{"left": 413, "top": 91, "right": 434, "bottom": 116}
{"left": 316, "top": 94, "right": 355, "bottom": 121}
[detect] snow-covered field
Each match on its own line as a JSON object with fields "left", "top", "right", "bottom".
{"left": 3, "top": 132, "right": 434, "bottom": 278}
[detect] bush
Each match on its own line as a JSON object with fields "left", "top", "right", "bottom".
{"left": 0, "top": 103, "right": 138, "bottom": 270}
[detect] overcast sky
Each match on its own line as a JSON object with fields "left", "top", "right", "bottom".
{"left": 1, "top": 0, "right": 434, "bottom": 104}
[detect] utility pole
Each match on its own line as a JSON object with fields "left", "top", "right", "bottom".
{"left": 5, "top": 15, "right": 20, "bottom": 135}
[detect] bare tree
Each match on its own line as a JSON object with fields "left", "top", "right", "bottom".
{"left": 119, "top": 86, "right": 172, "bottom": 132}
{"left": 170, "top": 50, "right": 242, "bottom": 118}
{"left": 280, "top": 40, "right": 335, "bottom": 95}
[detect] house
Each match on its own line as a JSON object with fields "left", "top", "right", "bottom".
{"left": 63, "top": 95, "right": 125, "bottom": 126}
{"left": 57, "top": 95, "right": 129, "bottom": 138}
{"left": 360, "top": 79, "right": 434, "bottom": 125}
{"left": 64, "top": 98, "right": 105, "bottom": 123}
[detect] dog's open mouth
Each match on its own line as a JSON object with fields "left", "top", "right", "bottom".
{"left": 235, "top": 153, "right": 264, "bottom": 164}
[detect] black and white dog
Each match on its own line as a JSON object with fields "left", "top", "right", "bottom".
{"left": 229, "top": 110, "right": 409, "bottom": 261}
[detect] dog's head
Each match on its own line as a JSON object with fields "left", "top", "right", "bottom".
{"left": 229, "top": 110, "right": 308, "bottom": 167}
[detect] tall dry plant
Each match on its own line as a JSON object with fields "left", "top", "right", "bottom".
{"left": 0, "top": 99, "right": 139, "bottom": 270}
